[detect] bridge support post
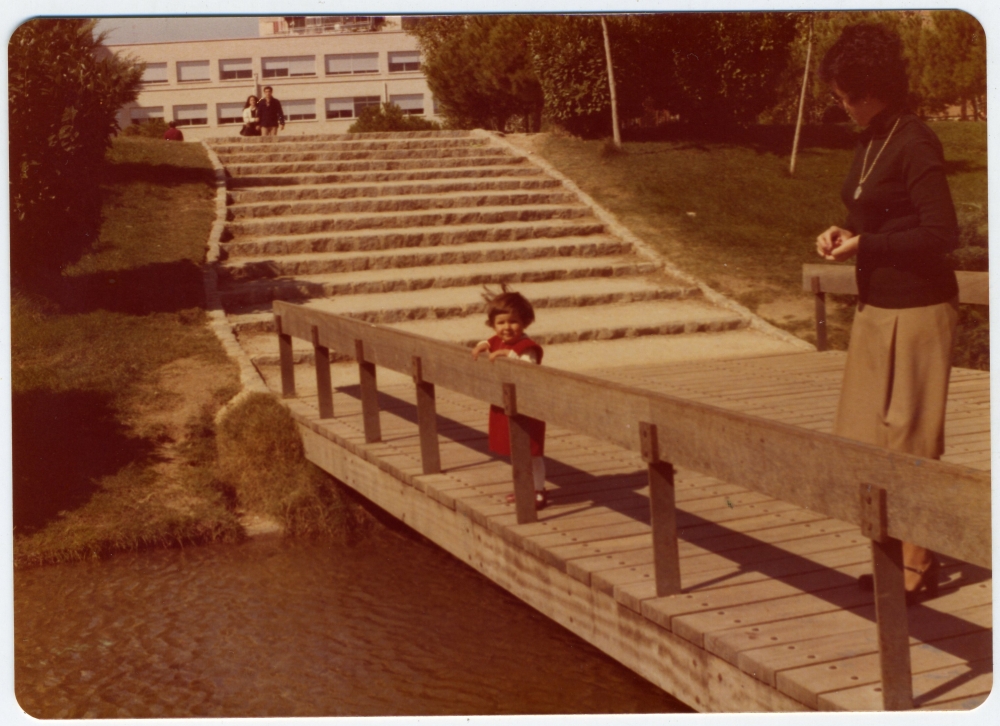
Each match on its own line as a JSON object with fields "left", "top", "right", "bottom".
{"left": 859, "top": 483, "right": 913, "bottom": 711}
{"left": 641, "top": 422, "right": 681, "bottom": 596}
{"left": 412, "top": 356, "right": 441, "bottom": 475}
{"left": 504, "top": 383, "right": 537, "bottom": 524}
{"left": 811, "top": 276, "right": 828, "bottom": 352}
{"left": 355, "top": 339, "right": 381, "bottom": 443}
{"left": 276, "top": 314, "right": 296, "bottom": 398}
{"left": 312, "top": 325, "right": 334, "bottom": 419}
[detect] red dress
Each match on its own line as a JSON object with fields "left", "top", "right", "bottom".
{"left": 487, "top": 335, "right": 546, "bottom": 457}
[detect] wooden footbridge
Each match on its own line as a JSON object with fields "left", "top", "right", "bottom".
{"left": 203, "top": 131, "right": 992, "bottom": 712}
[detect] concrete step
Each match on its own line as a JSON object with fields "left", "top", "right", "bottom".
{"left": 217, "top": 146, "right": 510, "bottom": 166}
{"left": 384, "top": 299, "right": 749, "bottom": 347}
{"left": 238, "top": 299, "right": 750, "bottom": 367}
{"left": 219, "top": 236, "right": 633, "bottom": 282}
{"left": 228, "top": 189, "right": 580, "bottom": 219}
{"left": 225, "top": 154, "right": 527, "bottom": 178}
{"left": 218, "top": 255, "right": 662, "bottom": 308}
{"left": 223, "top": 203, "right": 594, "bottom": 239}
{"left": 210, "top": 136, "right": 490, "bottom": 156}
{"left": 226, "top": 276, "right": 701, "bottom": 331}
{"left": 205, "top": 129, "right": 475, "bottom": 146}
{"left": 221, "top": 218, "right": 607, "bottom": 258}
{"left": 228, "top": 176, "right": 562, "bottom": 205}
{"left": 226, "top": 165, "right": 543, "bottom": 189}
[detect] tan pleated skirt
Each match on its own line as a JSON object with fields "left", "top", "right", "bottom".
{"left": 833, "top": 298, "right": 959, "bottom": 459}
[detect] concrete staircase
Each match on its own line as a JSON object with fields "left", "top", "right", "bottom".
{"left": 204, "top": 130, "right": 805, "bottom": 382}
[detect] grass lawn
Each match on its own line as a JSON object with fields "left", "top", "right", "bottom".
{"left": 11, "top": 138, "right": 243, "bottom": 566}
{"left": 528, "top": 122, "right": 987, "bottom": 362}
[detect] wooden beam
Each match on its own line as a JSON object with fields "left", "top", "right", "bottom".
{"left": 272, "top": 301, "right": 991, "bottom": 568}
{"left": 275, "top": 314, "right": 295, "bottom": 398}
{"left": 312, "top": 325, "right": 333, "bottom": 419}
{"left": 859, "top": 484, "right": 913, "bottom": 711}
{"left": 355, "top": 339, "right": 381, "bottom": 443}
{"left": 412, "top": 356, "right": 441, "bottom": 475}
{"left": 810, "top": 276, "right": 827, "bottom": 352}
{"left": 504, "top": 383, "right": 537, "bottom": 525}
{"left": 642, "top": 422, "right": 681, "bottom": 596}
{"left": 803, "top": 264, "right": 988, "bottom": 306}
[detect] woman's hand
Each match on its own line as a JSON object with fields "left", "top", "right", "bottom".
{"left": 816, "top": 226, "right": 859, "bottom": 261}
{"left": 471, "top": 341, "right": 490, "bottom": 360}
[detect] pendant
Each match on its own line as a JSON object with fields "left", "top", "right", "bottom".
{"left": 854, "top": 185, "right": 863, "bottom": 200}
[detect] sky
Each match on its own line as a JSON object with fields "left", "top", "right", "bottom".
{"left": 94, "top": 16, "right": 261, "bottom": 44}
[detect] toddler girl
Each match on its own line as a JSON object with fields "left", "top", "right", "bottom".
{"left": 471, "top": 287, "right": 547, "bottom": 510}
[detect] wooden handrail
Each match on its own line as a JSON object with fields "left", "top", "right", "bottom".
{"left": 803, "top": 265, "right": 989, "bottom": 351}
{"left": 273, "top": 299, "right": 991, "bottom": 570}
{"left": 276, "top": 298, "right": 990, "bottom": 710}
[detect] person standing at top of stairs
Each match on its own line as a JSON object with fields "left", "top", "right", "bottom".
{"left": 258, "top": 86, "right": 285, "bottom": 137}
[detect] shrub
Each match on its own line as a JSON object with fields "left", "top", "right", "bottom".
{"left": 348, "top": 102, "right": 441, "bottom": 133}
{"left": 9, "top": 19, "right": 143, "bottom": 289}
{"left": 120, "top": 119, "right": 169, "bottom": 138}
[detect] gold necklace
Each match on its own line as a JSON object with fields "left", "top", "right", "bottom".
{"left": 854, "top": 117, "right": 901, "bottom": 200}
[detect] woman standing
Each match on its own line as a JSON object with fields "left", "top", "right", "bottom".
{"left": 241, "top": 95, "right": 260, "bottom": 136}
{"left": 816, "top": 23, "right": 959, "bottom": 604}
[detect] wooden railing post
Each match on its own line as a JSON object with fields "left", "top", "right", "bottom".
{"left": 504, "top": 383, "right": 537, "bottom": 524}
{"left": 859, "top": 483, "right": 913, "bottom": 711}
{"left": 355, "top": 339, "right": 381, "bottom": 443}
{"left": 811, "top": 276, "right": 828, "bottom": 352}
{"left": 641, "top": 422, "right": 681, "bottom": 595}
{"left": 275, "top": 314, "right": 296, "bottom": 398}
{"left": 312, "top": 325, "right": 334, "bottom": 419}
{"left": 412, "top": 356, "right": 441, "bottom": 475}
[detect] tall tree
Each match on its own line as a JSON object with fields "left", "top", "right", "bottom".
{"left": 915, "top": 11, "right": 986, "bottom": 119}
{"left": 9, "top": 19, "right": 143, "bottom": 287}
{"left": 407, "top": 15, "right": 544, "bottom": 131}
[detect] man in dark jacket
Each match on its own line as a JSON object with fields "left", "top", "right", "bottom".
{"left": 258, "top": 86, "right": 285, "bottom": 136}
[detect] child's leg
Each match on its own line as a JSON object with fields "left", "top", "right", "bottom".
{"left": 531, "top": 457, "right": 546, "bottom": 492}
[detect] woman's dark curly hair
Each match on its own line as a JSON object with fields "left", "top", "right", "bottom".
{"left": 818, "top": 23, "right": 909, "bottom": 106}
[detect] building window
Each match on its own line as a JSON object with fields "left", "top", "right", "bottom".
{"left": 388, "top": 51, "right": 420, "bottom": 73}
{"left": 220, "top": 58, "right": 253, "bottom": 81}
{"left": 142, "top": 62, "right": 168, "bottom": 84}
{"left": 217, "top": 102, "right": 244, "bottom": 125}
{"left": 177, "top": 60, "right": 211, "bottom": 83}
{"left": 326, "top": 96, "right": 381, "bottom": 119}
{"left": 284, "top": 99, "right": 317, "bottom": 121}
{"left": 390, "top": 94, "right": 424, "bottom": 115}
{"left": 130, "top": 106, "right": 165, "bottom": 124}
{"left": 262, "top": 56, "right": 316, "bottom": 79}
{"left": 325, "top": 53, "right": 378, "bottom": 75}
{"left": 325, "top": 98, "right": 353, "bottom": 119}
{"left": 173, "top": 104, "right": 209, "bottom": 126}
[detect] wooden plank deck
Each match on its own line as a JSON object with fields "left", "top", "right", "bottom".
{"left": 268, "top": 349, "right": 992, "bottom": 712}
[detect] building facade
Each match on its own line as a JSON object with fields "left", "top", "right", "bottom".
{"left": 110, "top": 16, "right": 438, "bottom": 141}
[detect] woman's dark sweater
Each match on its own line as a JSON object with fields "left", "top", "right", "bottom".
{"left": 843, "top": 108, "right": 959, "bottom": 308}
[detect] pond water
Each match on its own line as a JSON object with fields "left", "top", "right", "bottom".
{"left": 14, "top": 522, "right": 691, "bottom": 718}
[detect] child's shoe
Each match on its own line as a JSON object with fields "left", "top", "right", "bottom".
{"left": 505, "top": 490, "right": 548, "bottom": 510}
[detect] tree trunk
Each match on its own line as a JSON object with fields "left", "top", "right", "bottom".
{"left": 789, "top": 16, "right": 814, "bottom": 176}
{"left": 601, "top": 17, "right": 622, "bottom": 149}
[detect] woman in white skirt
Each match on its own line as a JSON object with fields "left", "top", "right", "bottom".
{"left": 815, "top": 23, "right": 959, "bottom": 604}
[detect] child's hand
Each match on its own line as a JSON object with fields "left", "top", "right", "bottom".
{"left": 488, "top": 349, "right": 511, "bottom": 363}
{"left": 471, "top": 341, "right": 490, "bottom": 360}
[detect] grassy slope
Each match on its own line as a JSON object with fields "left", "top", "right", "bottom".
{"left": 12, "top": 138, "right": 242, "bottom": 566}
{"left": 532, "top": 122, "right": 987, "bottom": 359}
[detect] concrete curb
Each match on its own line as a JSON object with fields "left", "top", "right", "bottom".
{"left": 200, "top": 141, "right": 272, "bottom": 422}
{"left": 478, "top": 130, "right": 814, "bottom": 353}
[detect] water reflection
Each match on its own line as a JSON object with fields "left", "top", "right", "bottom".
{"left": 15, "top": 527, "right": 690, "bottom": 718}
